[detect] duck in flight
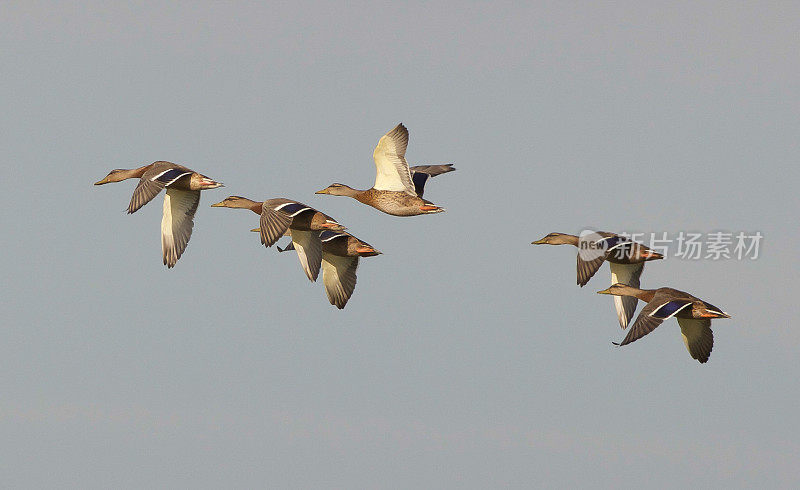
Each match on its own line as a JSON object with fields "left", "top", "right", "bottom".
{"left": 273, "top": 230, "right": 380, "bottom": 309}
{"left": 212, "top": 196, "right": 345, "bottom": 281}
{"left": 316, "top": 123, "right": 455, "bottom": 216}
{"left": 94, "top": 161, "right": 223, "bottom": 268}
{"left": 532, "top": 231, "right": 664, "bottom": 328}
{"left": 598, "top": 283, "right": 730, "bottom": 363}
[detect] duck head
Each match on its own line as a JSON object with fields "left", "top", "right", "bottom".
{"left": 211, "top": 196, "right": 258, "bottom": 209}
{"left": 316, "top": 183, "right": 358, "bottom": 196}
{"left": 531, "top": 232, "right": 578, "bottom": 246}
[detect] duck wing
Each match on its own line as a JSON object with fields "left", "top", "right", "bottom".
{"left": 609, "top": 262, "right": 644, "bottom": 329}
{"left": 321, "top": 253, "right": 359, "bottom": 309}
{"left": 160, "top": 188, "right": 200, "bottom": 268}
{"left": 619, "top": 293, "right": 693, "bottom": 346}
{"left": 409, "top": 164, "right": 455, "bottom": 198}
{"left": 259, "top": 201, "right": 301, "bottom": 247}
{"left": 290, "top": 229, "right": 322, "bottom": 282}
{"left": 577, "top": 254, "right": 606, "bottom": 287}
{"left": 128, "top": 165, "right": 193, "bottom": 214}
{"left": 372, "top": 123, "right": 416, "bottom": 196}
{"left": 676, "top": 318, "right": 714, "bottom": 363}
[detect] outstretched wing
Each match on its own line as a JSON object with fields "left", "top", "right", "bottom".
{"left": 577, "top": 254, "right": 606, "bottom": 287}
{"left": 160, "top": 189, "right": 200, "bottom": 268}
{"left": 259, "top": 205, "right": 294, "bottom": 248}
{"left": 619, "top": 296, "right": 693, "bottom": 346}
{"left": 321, "top": 253, "right": 359, "bottom": 309}
{"left": 677, "top": 318, "right": 714, "bottom": 363}
{"left": 409, "top": 164, "right": 455, "bottom": 198}
{"left": 409, "top": 164, "right": 455, "bottom": 176}
{"left": 609, "top": 262, "right": 644, "bottom": 329}
{"left": 290, "top": 230, "right": 322, "bottom": 282}
{"left": 260, "top": 200, "right": 317, "bottom": 247}
{"left": 128, "top": 179, "right": 165, "bottom": 214}
{"left": 372, "top": 123, "right": 416, "bottom": 195}
{"left": 128, "top": 166, "right": 193, "bottom": 214}
{"left": 577, "top": 233, "right": 633, "bottom": 287}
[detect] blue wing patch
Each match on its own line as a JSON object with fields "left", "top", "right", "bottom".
{"left": 275, "top": 202, "right": 312, "bottom": 217}
{"left": 152, "top": 168, "right": 192, "bottom": 185}
{"left": 411, "top": 172, "right": 430, "bottom": 197}
{"left": 599, "top": 236, "right": 631, "bottom": 250}
{"left": 319, "top": 230, "right": 348, "bottom": 242}
{"left": 599, "top": 236, "right": 634, "bottom": 259}
{"left": 650, "top": 300, "right": 692, "bottom": 319}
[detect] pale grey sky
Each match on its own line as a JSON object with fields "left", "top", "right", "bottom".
{"left": 2, "top": 1, "right": 799, "bottom": 487}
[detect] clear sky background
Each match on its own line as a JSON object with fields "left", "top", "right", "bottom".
{"left": 2, "top": 1, "right": 799, "bottom": 488}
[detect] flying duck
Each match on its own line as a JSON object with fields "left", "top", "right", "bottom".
{"left": 273, "top": 230, "right": 381, "bottom": 309}
{"left": 94, "top": 161, "right": 223, "bottom": 268}
{"left": 315, "top": 123, "right": 454, "bottom": 216}
{"left": 212, "top": 196, "right": 345, "bottom": 281}
{"left": 532, "top": 231, "right": 664, "bottom": 328}
{"left": 598, "top": 283, "right": 730, "bottom": 363}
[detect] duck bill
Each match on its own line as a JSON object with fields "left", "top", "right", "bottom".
{"left": 596, "top": 287, "right": 614, "bottom": 295}
{"left": 701, "top": 311, "right": 731, "bottom": 319}
{"left": 94, "top": 177, "right": 110, "bottom": 185}
{"left": 315, "top": 189, "right": 329, "bottom": 195}
{"left": 641, "top": 251, "right": 664, "bottom": 260}
{"left": 531, "top": 238, "right": 547, "bottom": 245}
{"left": 210, "top": 200, "right": 226, "bottom": 207}
{"left": 356, "top": 246, "right": 380, "bottom": 256}
{"left": 250, "top": 228, "right": 260, "bottom": 232}
{"left": 321, "top": 222, "right": 344, "bottom": 230}
{"left": 200, "top": 178, "right": 224, "bottom": 189}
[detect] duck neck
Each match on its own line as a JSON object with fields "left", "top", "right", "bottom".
{"left": 123, "top": 164, "right": 151, "bottom": 180}
{"left": 544, "top": 233, "right": 579, "bottom": 246}
{"left": 233, "top": 198, "right": 263, "bottom": 214}
{"left": 562, "top": 234, "right": 580, "bottom": 247}
{"left": 630, "top": 287, "right": 656, "bottom": 302}
{"left": 338, "top": 185, "right": 366, "bottom": 199}
{"left": 218, "top": 198, "right": 263, "bottom": 214}
{"left": 342, "top": 186, "right": 369, "bottom": 202}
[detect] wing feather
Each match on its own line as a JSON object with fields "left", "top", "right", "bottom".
{"left": 609, "top": 262, "right": 644, "bottom": 329}
{"left": 409, "top": 164, "right": 456, "bottom": 177}
{"left": 372, "top": 123, "right": 416, "bottom": 195}
{"left": 161, "top": 189, "right": 200, "bottom": 268}
{"left": 411, "top": 172, "right": 430, "bottom": 198}
{"left": 618, "top": 305, "right": 665, "bottom": 347}
{"left": 290, "top": 230, "right": 322, "bottom": 282}
{"left": 321, "top": 253, "right": 359, "bottom": 309}
{"left": 577, "top": 254, "right": 606, "bottom": 287}
{"left": 259, "top": 203, "right": 294, "bottom": 247}
{"left": 128, "top": 178, "right": 165, "bottom": 214}
{"left": 619, "top": 294, "right": 692, "bottom": 346}
{"left": 409, "top": 164, "right": 455, "bottom": 198}
{"left": 677, "top": 318, "right": 714, "bottom": 363}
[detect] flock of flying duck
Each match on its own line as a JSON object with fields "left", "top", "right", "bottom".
{"left": 94, "top": 123, "right": 453, "bottom": 309}
{"left": 531, "top": 232, "right": 730, "bottom": 363}
{"left": 94, "top": 123, "right": 730, "bottom": 363}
